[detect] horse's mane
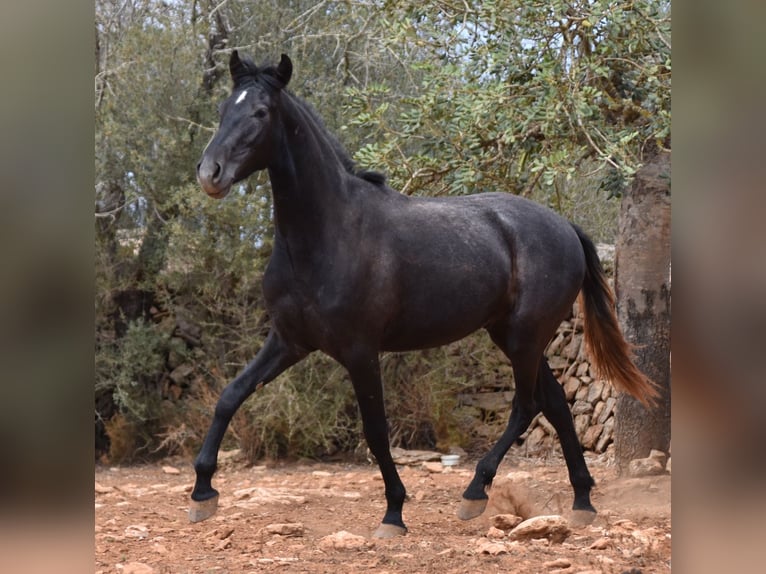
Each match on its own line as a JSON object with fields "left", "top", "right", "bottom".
{"left": 235, "top": 55, "right": 388, "bottom": 188}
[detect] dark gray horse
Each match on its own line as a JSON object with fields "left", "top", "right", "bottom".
{"left": 191, "top": 52, "right": 657, "bottom": 537}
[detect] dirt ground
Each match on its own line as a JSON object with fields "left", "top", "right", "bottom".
{"left": 95, "top": 450, "right": 670, "bottom": 574}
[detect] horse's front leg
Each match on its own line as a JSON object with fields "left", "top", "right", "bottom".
{"left": 343, "top": 350, "right": 407, "bottom": 538}
{"left": 189, "top": 331, "right": 305, "bottom": 522}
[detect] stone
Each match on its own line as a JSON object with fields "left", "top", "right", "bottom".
{"left": 574, "top": 414, "right": 590, "bottom": 440}
{"left": 648, "top": 449, "right": 668, "bottom": 466}
{"left": 571, "top": 399, "right": 594, "bottom": 416}
{"left": 597, "top": 397, "right": 617, "bottom": 424}
{"left": 544, "top": 558, "right": 572, "bottom": 569}
{"left": 491, "top": 514, "right": 524, "bottom": 531}
{"left": 486, "top": 526, "right": 506, "bottom": 539}
{"left": 475, "top": 537, "right": 508, "bottom": 555}
{"left": 122, "top": 563, "right": 154, "bottom": 574}
{"left": 508, "top": 515, "right": 571, "bottom": 543}
{"left": 666, "top": 457, "right": 671, "bottom": 474}
{"left": 523, "top": 426, "right": 547, "bottom": 452}
{"left": 581, "top": 424, "right": 604, "bottom": 451}
{"left": 575, "top": 385, "right": 589, "bottom": 401}
{"left": 576, "top": 361, "right": 590, "bottom": 377}
{"left": 318, "top": 530, "right": 371, "bottom": 551}
{"left": 423, "top": 462, "right": 444, "bottom": 473}
{"left": 591, "top": 400, "right": 605, "bottom": 424}
{"left": 124, "top": 524, "right": 149, "bottom": 539}
{"left": 595, "top": 417, "right": 615, "bottom": 453}
{"left": 628, "top": 457, "right": 665, "bottom": 477}
{"left": 389, "top": 447, "right": 442, "bottom": 465}
{"left": 536, "top": 415, "right": 556, "bottom": 437}
{"left": 589, "top": 536, "right": 612, "bottom": 550}
{"left": 259, "top": 523, "right": 304, "bottom": 537}
{"left": 562, "top": 334, "right": 583, "bottom": 359}
{"left": 161, "top": 465, "right": 180, "bottom": 475}
{"left": 563, "top": 376, "right": 581, "bottom": 401}
{"left": 547, "top": 332, "right": 566, "bottom": 355}
{"left": 95, "top": 482, "right": 114, "bottom": 494}
{"left": 586, "top": 380, "right": 605, "bottom": 403}
{"left": 548, "top": 355, "right": 569, "bottom": 371}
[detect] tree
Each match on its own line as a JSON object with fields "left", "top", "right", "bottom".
{"left": 614, "top": 151, "right": 671, "bottom": 469}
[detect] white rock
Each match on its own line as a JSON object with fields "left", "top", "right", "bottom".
{"left": 318, "top": 530, "right": 370, "bottom": 551}
{"left": 509, "top": 515, "right": 571, "bottom": 543}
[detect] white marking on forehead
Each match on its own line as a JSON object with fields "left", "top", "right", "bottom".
{"left": 235, "top": 90, "right": 248, "bottom": 105}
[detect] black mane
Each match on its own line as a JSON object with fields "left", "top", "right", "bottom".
{"left": 235, "top": 54, "right": 388, "bottom": 187}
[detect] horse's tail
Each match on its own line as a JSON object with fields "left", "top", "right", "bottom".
{"left": 572, "top": 224, "right": 659, "bottom": 407}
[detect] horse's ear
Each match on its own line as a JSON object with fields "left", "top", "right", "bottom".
{"left": 275, "top": 54, "right": 292, "bottom": 87}
{"left": 229, "top": 50, "right": 248, "bottom": 84}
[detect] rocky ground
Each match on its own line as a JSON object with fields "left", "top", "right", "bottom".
{"left": 94, "top": 450, "right": 670, "bottom": 574}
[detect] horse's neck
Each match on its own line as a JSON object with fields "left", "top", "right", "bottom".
{"left": 267, "top": 104, "right": 349, "bottom": 255}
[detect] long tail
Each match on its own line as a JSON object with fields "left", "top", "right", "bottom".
{"left": 572, "top": 224, "right": 659, "bottom": 407}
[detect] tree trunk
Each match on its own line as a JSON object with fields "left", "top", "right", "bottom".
{"left": 614, "top": 152, "right": 672, "bottom": 472}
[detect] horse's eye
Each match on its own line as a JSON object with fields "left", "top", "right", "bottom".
{"left": 253, "top": 108, "right": 268, "bottom": 119}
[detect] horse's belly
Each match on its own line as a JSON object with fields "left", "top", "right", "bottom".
{"left": 380, "top": 276, "right": 509, "bottom": 351}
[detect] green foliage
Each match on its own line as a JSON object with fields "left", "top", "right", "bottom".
{"left": 97, "top": 318, "right": 166, "bottom": 422}
{"left": 343, "top": 0, "right": 671, "bottom": 215}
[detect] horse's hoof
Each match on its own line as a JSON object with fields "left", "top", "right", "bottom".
{"left": 457, "top": 497, "right": 488, "bottom": 520}
{"left": 372, "top": 523, "right": 407, "bottom": 538}
{"left": 189, "top": 494, "right": 219, "bottom": 523}
{"left": 569, "top": 509, "right": 597, "bottom": 527}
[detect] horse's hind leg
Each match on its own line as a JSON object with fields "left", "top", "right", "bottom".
{"left": 458, "top": 333, "right": 542, "bottom": 520}
{"left": 190, "top": 331, "right": 304, "bottom": 522}
{"left": 538, "top": 359, "right": 597, "bottom": 517}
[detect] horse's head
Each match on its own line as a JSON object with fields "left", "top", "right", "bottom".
{"left": 197, "top": 51, "right": 292, "bottom": 199}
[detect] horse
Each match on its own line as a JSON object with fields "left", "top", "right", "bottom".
{"left": 191, "top": 51, "right": 658, "bottom": 538}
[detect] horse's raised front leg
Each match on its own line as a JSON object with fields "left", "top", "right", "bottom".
{"left": 343, "top": 350, "right": 407, "bottom": 538}
{"left": 189, "top": 331, "right": 305, "bottom": 522}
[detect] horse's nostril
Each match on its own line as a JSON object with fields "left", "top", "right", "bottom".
{"left": 213, "top": 162, "right": 222, "bottom": 180}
